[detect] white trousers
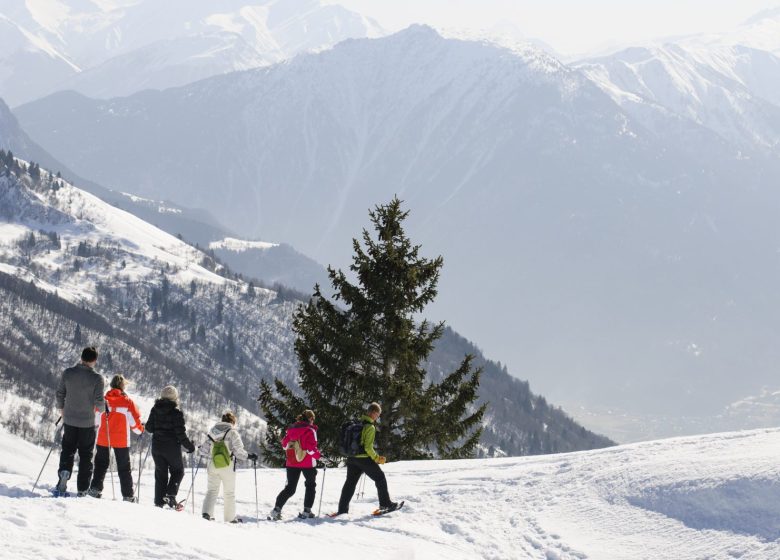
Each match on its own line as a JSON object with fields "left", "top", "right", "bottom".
{"left": 202, "top": 462, "right": 236, "bottom": 521}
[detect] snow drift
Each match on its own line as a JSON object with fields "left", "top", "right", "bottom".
{"left": 2, "top": 425, "right": 779, "bottom": 559}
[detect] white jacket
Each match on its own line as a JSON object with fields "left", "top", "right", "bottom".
{"left": 199, "top": 421, "right": 249, "bottom": 464}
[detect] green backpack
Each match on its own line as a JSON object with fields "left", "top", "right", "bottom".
{"left": 209, "top": 429, "right": 232, "bottom": 469}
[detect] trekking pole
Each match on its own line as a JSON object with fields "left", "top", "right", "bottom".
{"left": 191, "top": 453, "right": 196, "bottom": 514}
{"left": 32, "top": 417, "right": 62, "bottom": 493}
{"left": 317, "top": 465, "right": 327, "bottom": 517}
{"left": 135, "top": 438, "right": 152, "bottom": 504}
{"left": 180, "top": 452, "right": 201, "bottom": 510}
{"left": 104, "top": 407, "right": 116, "bottom": 500}
{"left": 253, "top": 458, "right": 259, "bottom": 525}
{"left": 135, "top": 433, "right": 149, "bottom": 503}
{"left": 359, "top": 473, "right": 366, "bottom": 500}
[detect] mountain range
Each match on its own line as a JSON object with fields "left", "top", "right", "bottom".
{"left": 0, "top": 0, "right": 383, "bottom": 106}
{"left": 0, "top": 148, "right": 611, "bottom": 455}
{"left": 4, "top": 4, "right": 780, "bottom": 441}
{"left": 12, "top": 15, "right": 780, "bottom": 440}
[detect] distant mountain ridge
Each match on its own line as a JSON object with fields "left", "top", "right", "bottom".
{"left": 0, "top": 0, "right": 383, "bottom": 106}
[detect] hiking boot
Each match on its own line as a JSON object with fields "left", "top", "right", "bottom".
{"left": 230, "top": 518, "right": 243, "bottom": 524}
{"left": 202, "top": 513, "right": 213, "bottom": 521}
{"left": 123, "top": 496, "right": 137, "bottom": 503}
{"left": 164, "top": 495, "right": 177, "bottom": 508}
{"left": 55, "top": 470, "right": 69, "bottom": 494}
{"left": 87, "top": 487, "right": 102, "bottom": 499}
{"left": 267, "top": 508, "right": 282, "bottom": 521}
{"left": 76, "top": 490, "right": 89, "bottom": 497}
{"left": 298, "top": 508, "right": 315, "bottom": 519}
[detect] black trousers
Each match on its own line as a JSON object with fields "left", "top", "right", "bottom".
{"left": 152, "top": 441, "right": 185, "bottom": 506}
{"left": 58, "top": 424, "right": 96, "bottom": 492}
{"left": 91, "top": 445, "right": 134, "bottom": 498}
{"left": 274, "top": 467, "right": 317, "bottom": 510}
{"left": 338, "top": 457, "right": 391, "bottom": 513}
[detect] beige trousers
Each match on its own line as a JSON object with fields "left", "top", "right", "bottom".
{"left": 202, "top": 461, "right": 237, "bottom": 521}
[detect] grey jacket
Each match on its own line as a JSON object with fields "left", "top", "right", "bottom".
{"left": 199, "top": 421, "right": 249, "bottom": 464}
{"left": 55, "top": 363, "right": 105, "bottom": 428}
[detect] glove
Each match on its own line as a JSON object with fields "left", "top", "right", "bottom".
{"left": 376, "top": 456, "right": 387, "bottom": 465}
{"left": 185, "top": 443, "right": 196, "bottom": 453}
{"left": 247, "top": 452, "right": 258, "bottom": 461}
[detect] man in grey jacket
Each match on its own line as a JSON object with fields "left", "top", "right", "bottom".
{"left": 55, "top": 346, "right": 105, "bottom": 496}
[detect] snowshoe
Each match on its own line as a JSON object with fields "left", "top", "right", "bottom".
{"left": 55, "top": 470, "right": 69, "bottom": 495}
{"left": 326, "top": 511, "right": 347, "bottom": 518}
{"left": 164, "top": 495, "right": 184, "bottom": 511}
{"left": 76, "top": 490, "right": 89, "bottom": 497}
{"left": 202, "top": 513, "right": 213, "bottom": 521}
{"left": 123, "top": 496, "right": 137, "bottom": 503}
{"left": 298, "top": 509, "right": 315, "bottom": 519}
{"left": 87, "top": 488, "right": 102, "bottom": 499}
{"left": 266, "top": 508, "right": 282, "bottom": 521}
{"left": 230, "top": 518, "right": 244, "bottom": 524}
{"left": 372, "top": 501, "right": 404, "bottom": 516}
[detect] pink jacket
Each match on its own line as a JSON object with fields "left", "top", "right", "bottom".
{"left": 281, "top": 421, "right": 321, "bottom": 468}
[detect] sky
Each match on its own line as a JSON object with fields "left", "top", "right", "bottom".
{"left": 326, "top": 0, "right": 780, "bottom": 56}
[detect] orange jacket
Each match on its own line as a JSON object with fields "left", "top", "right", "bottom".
{"left": 96, "top": 389, "right": 144, "bottom": 448}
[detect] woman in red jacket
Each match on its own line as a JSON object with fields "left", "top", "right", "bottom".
{"left": 267, "top": 409, "right": 321, "bottom": 520}
{"left": 88, "top": 374, "right": 144, "bottom": 501}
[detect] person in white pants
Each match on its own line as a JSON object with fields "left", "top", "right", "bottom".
{"left": 199, "top": 411, "right": 257, "bottom": 523}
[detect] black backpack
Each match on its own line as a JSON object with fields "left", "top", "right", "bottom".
{"left": 339, "top": 420, "right": 364, "bottom": 457}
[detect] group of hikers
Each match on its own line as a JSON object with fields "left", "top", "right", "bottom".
{"left": 52, "top": 346, "right": 401, "bottom": 522}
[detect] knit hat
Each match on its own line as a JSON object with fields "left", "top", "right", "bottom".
{"left": 161, "top": 385, "right": 179, "bottom": 404}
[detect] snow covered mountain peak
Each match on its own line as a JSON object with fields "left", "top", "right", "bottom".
{"left": 684, "top": 5, "right": 780, "bottom": 55}
{"left": 741, "top": 5, "right": 780, "bottom": 26}
{"left": 576, "top": 40, "right": 780, "bottom": 153}
{"left": 0, "top": 0, "right": 384, "bottom": 105}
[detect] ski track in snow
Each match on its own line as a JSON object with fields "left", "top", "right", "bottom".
{"left": 2, "top": 427, "right": 780, "bottom": 559}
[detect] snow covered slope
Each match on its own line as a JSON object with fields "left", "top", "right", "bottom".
{"left": 2, "top": 424, "right": 779, "bottom": 559}
{"left": 0, "top": 0, "right": 383, "bottom": 106}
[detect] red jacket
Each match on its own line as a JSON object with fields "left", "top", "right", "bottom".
{"left": 281, "top": 421, "right": 321, "bottom": 468}
{"left": 96, "top": 389, "right": 144, "bottom": 448}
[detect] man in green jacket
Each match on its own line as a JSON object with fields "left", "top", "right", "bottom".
{"left": 335, "top": 402, "right": 399, "bottom": 514}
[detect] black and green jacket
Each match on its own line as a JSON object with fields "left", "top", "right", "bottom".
{"left": 354, "top": 414, "right": 379, "bottom": 461}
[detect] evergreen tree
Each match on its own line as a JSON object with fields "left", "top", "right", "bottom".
{"left": 259, "top": 197, "right": 485, "bottom": 465}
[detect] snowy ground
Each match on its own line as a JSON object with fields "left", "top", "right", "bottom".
{"left": 1, "top": 427, "right": 780, "bottom": 560}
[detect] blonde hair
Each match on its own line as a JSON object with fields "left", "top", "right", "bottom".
{"left": 296, "top": 409, "right": 315, "bottom": 423}
{"left": 110, "top": 374, "right": 128, "bottom": 391}
{"left": 367, "top": 402, "right": 382, "bottom": 415}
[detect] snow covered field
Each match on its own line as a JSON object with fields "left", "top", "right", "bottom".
{"left": 1, "top": 427, "right": 779, "bottom": 559}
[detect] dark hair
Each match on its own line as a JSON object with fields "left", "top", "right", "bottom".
{"left": 81, "top": 346, "right": 98, "bottom": 363}
{"left": 296, "top": 409, "right": 315, "bottom": 423}
{"left": 222, "top": 411, "right": 237, "bottom": 425}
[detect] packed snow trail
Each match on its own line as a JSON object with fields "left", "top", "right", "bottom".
{"left": 1, "top": 427, "right": 780, "bottom": 559}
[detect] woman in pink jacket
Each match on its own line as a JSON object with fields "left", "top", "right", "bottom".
{"left": 267, "top": 409, "right": 321, "bottom": 520}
